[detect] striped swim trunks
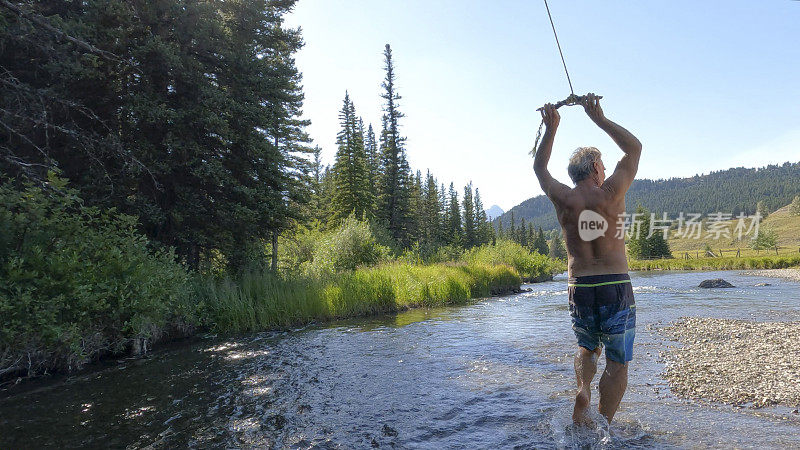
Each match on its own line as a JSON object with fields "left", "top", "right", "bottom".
{"left": 567, "top": 273, "right": 636, "bottom": 364}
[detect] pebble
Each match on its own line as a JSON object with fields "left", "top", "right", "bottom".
{"left": 660, "top": 317, "right": 800, "bottom": 409}
{"left": 740, "top": 268, "right": 800, "bottom": 282}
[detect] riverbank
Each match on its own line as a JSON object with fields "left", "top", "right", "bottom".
{"left": 661, "top": 317, "right": 800, "bottom": 408}
{"left": 200, "top": 262, "right": 524, "bottom": 334}
{"left": 629, "top": 255, "right": 800, "bottom": 271}
{"left": 2, "top": 256, "right": 563, "bottom": 384}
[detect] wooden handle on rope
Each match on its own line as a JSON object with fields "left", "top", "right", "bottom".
{"left": 535, "top": 93, "right": 602, "bottom": 111}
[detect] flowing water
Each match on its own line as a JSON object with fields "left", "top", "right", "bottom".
{"left": 2, "top": 270, "right": 800, "bottom": 449}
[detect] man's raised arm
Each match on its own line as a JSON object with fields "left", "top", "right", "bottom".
{"left": 534, "top": 104, "right": 570, "bottom": 202}
{"left": 582, "top": 94, "right": 642, "bottom": 199}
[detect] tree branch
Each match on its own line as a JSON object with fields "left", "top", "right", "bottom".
{"left": 0, "top": 0, "right": 121, "bottom": 62}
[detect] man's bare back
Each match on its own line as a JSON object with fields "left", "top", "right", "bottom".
{"left": 533, "top": 94, "right": 642, "bottom": 277}
{"left": 532, "top": 94, "right": 642, "bottom": 426}
{"left": 555, "top": 184, "right": 628, "bottom": 276}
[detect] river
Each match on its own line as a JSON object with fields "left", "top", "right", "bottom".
{"left": 2, "top": 270, "right": 799, "bottom": 449}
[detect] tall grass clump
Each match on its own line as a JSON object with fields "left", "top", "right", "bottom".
{"left": 200, "top": 262, "right": 521, "bottom": 333}
{"left": 465, "top": 239, "right": 564, "bottom": 281}
{"left": 195, "top": 273, "right": 327, "bottom": 332}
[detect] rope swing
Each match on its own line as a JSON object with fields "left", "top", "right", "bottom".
{"left": 530, "top": 0, "right": 601, "bottom": 156}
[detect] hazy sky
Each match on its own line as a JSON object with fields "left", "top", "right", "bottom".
{"left": 285, "top": 1, "right": 799, "bottom": 211}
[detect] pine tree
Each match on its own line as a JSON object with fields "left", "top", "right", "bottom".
{"left": 317, "top": 165, "right": 336, "bottom": 226}
{"left": 446, "top": 182, "right": 462, "bottom": 246}
{"left": 356, "top": 117, "right": 375, "bottom": 217}
{"left": 473, "top": 188, "right": 492, "bottom": 246}
{"left": 462, "top": 182, "right": 477, "bottom": 248}
{"left": 398, "top": 151, "right": 415, "bottom": 247}
{"left": 648, "top": 230, "right": 672, "bottom": 259}
{"left": 527, "top": 223, "right": 536, "bottom": 250}
{"left": 406, "top": 169, "right": 423, "bottom": 245}
{"left": 307, "top": 145, "right": 324, "bottom": 221}
{"left": 518, "top": 218, "right": 528, "bottom": 247}
{"left": 365, "top": 123, "right": 380, "bottom": 197}
{"left": 534, "top": 227, "right": 549, "bottom": 255}
{"left": 627, "top": 205, "right": 671, "bottom": 259}
{"left": 311, "top": 145, "right": 323, "bottom": 187}
{"left": 549, "top": 232, "right": 567, "bottom": 259}
{"left": 627, "top": 205, "right": 649, "bottom": 259}
{"left": 420, "top": 171, "right": 442, "bottom": 251}
{"left": 376, "top": 44, "right": 412, "bottom": 247}
{"left": 438, "top": 182, "right": 449, "bottom": 242}
{"left": 646, "top": 214, "right": 672, "bottom": 259}
{"left": 332, "top": 92, "right": 371, "bottom": 222}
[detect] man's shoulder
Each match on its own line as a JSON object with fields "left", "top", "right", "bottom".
{"left": 579, "top": 187, "right": 623, "bottom": 210}
{"left": 555, "top": 188, "right": 624, "bottom": 221}
{"left": 550, "top": 188, "right": 580, "bottom": 212}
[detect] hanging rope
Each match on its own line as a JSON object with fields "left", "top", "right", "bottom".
{"left": 530, "top": 0, "right": 602, "bottom": 157}
{"left": 544, "top": 0, "right": 574, "bottom": 96}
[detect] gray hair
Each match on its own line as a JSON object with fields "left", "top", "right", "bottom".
{"left": 567, "top": 147, "right": 602, "bottom": 184}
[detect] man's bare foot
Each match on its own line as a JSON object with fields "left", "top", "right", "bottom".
{"left": 572, "top": 389, "right": 594, "bottom": 427}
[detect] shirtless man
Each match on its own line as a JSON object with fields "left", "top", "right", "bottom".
{"left": 533, "top": 94, "right": 642, "bottom": 426}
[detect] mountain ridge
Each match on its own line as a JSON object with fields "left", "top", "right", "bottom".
{"left": 495, "top": 161, "right": 800, "bottom": 231}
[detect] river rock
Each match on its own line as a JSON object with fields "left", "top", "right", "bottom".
{"left": 698, "top": 279, "right": 735, "bottom": 288}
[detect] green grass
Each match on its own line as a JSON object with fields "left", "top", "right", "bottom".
{"left": 628, "top": 255, "right": 800, "bottom": 271}
{"left": 666, "top": 204, "right": 800, "bottom": 256}
{"left": 199, "top": 262, "right": 522, "bottom": 333}
{"left": 464, "top": 239, "right": 566, "bottom": 282}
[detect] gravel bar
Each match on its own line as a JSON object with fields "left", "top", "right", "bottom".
{"left": 661, "top": 317, "right": 800, "bottom": 408}
{"left": 740, "top": 268, "right": 800, "bottom": 282}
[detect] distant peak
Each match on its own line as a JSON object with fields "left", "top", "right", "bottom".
{"left": 485, "top": 205, "right": 504, "bottom": 220}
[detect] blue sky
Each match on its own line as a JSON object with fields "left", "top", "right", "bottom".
{"left": 286, "top": 1, "right": 799, "bottom": 211}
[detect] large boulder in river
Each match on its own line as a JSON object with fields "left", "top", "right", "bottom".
{"left": 699, "top": 279, "right": 735, "bottom": 288}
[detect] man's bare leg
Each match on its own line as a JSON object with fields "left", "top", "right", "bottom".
{"left": 573, "top": 346, "right": 601, "bottom": 425}
{"left": 598, "top": 359, "right": 628, "bottom": 423}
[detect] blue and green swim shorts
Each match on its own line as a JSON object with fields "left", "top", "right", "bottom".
{"left": 568, "top": 273, "right": 636, "bottom": 364}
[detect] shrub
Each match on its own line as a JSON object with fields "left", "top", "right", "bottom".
{"left": 0, "top": 177, "right": 195, "bottom": 377}
{"left": 751, "top": 229, "right": 778, "bottom": 252}
{"left": 465, "top": 239, "right": 563, "bottom": 282}
{"left": 280, "top": 215, "right": 391, "bottom": 277}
